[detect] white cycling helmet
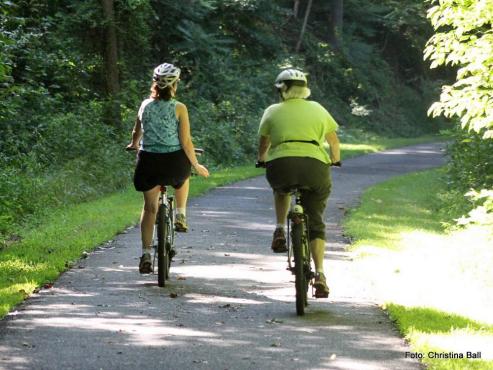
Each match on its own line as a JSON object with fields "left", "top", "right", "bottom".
{"left": 153, "top": 63, "right": 181, "bottom": 89}
{"left": 274, "top": 68, "right": 307, "bottom": 88}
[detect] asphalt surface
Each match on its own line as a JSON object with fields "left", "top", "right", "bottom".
{"left": 0, "top": 142, "right": 447, "bottom": 370}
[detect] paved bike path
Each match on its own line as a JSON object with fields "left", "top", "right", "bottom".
{"left": 0, "top": 143, "right": 446, "bottom": 370}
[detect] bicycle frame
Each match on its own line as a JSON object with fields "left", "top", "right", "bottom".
{"left": 153, "top": 185, "right": 175, "bottom": 287}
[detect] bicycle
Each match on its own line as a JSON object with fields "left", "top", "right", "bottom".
{"left": 127, "top": 147, "right": 203, "bottom": 287}
{"left": 255, "top": 162, "right": 312, "bottom": 315}
{"left": 256, "top": 160, "right": 341, "bottom": 315}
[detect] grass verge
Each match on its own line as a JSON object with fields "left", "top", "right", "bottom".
{"left": 343, "top": 169, "right": 493, "bottom": 369}
{"left": 0, "top": 135, "right": 443, "bottom": 319}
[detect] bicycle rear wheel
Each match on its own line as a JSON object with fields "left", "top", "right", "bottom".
{"left": 291, "top": 222, "right": 307, "bottom": 316}
{"left": 165, "top": 222, "right": 172, "bottom": 280}
{"left": 157, "top": 204, "right": 169, "bottom": 287}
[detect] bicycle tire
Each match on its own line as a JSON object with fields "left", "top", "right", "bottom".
{"left": 165, "top": 197, "right": 175, "bottom": 279}
{"left": 165, "top": 224, "right": 172, "bottom": 280}
{"left": 291, "top": 222, "right": 306, "bottom": 316}
{"left": 157, "top": 204, "right": 169, "bottom": 287}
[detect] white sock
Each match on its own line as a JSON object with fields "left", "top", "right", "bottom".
{"left": 176, "top": 208, "right": 186, "bottom": 216}
{"left": 276, "top": 223, "right": 285, "bottom": 230}
{"left": 142, "top": 246, "right": 152, "bottom": 255}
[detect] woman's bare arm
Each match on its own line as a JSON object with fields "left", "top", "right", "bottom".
{"left": 257, "top": 135, "right": 271, "bottom": 162}
{"left": 176, "top": 103, "right": 209, "bottom": 177}
{"left": 127, "top": 117, "right": 142, "bottom": 150}
{"left": 325, "top": 131, "right": 340, "bottom": 163}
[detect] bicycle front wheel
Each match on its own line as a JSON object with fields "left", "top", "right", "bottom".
{"left": 157, "top": 204, "right": 169, "bottom": 287}
{"left": 291, "top": 222, "right": 307, "bottom": 316}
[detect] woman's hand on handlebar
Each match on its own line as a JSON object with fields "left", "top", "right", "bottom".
{"left": 125, "top": 143, "right": 139, "bottom": 151}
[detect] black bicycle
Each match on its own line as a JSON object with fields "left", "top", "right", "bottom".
{"left": 256, "top": 161, "right": 314, "bottom": 315}
{"left": 256, "top": 160, "right": 341, "bottom": 315}
{"left": 286, "top": 187, "right": 313, "bottom": 315}
{"left": 153, "top": 183, "right": 175, "bottom": 287}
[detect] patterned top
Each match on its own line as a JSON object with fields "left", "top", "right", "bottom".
{"left": 138, "top": 98, "right": 182, "bottom": 153}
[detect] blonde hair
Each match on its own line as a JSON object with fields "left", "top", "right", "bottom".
{"left": 281, "top": 85, "right": 311, "bottom": 100}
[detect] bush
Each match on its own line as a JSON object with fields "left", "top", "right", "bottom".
{"left": 0, "top": 104, "right": 133, "bottom": 242}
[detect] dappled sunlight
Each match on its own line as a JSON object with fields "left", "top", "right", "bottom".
{"left": 352, "top": 225, "right": 493, "bottom": 326}
{"left": 25, "top": 316, "right": 218, "bottom": 347}
{"left": 172, "top": 262, "right": 284, "bottom": 284}
{"left": 0, "top": 347, "right": 29, "bottom": 367}
{"left": 218, "top": 186, "right": 270, "bottom": 191}
{"left": 379, "top": 147, "right": 441, "bottom": 155}
{"left": 98, "top": 266, "right": 134, "bottom": 273}
{"left": 253, "top": 286, "right": 297, "bottom": 303}
{"left": 184, "top": 293, "right": 263, "bottom": 306}
{"left": 208, "top": 251, "right": 276, "bottom": 260}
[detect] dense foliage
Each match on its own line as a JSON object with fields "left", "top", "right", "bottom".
{"left": 0, "top": 0, "right": 443, "bottom": 242}
{"left": 424, "top": 0, "right": 493, "bottom": 228}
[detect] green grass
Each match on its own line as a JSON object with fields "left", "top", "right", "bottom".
{"left": 0, "top": 134, "right": 443, "bottom": 319}
{"left": 386, "top": 304, "right": 493, "bottom": 369}
{"left": 343, "top": 168, "right": 445, "bottom": 251}
{"left": 344, "top": 169, "right": 493, "bottom": 369}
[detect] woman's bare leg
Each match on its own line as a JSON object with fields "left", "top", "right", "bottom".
{"left": 274, "top": 192, "right": 290, "bottom": 224}
{"left": 175, "top": 178, "right": 190, "bottom": 210}
{"left": 141, "top": 186, "right": 161, "bottom": 250}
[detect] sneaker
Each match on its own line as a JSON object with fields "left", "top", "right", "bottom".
{"left": 271, "top": 227, "right": 287, "bottom": 253}
{"left": 174, "top": 213, "right": 188, "bottom": 232}
{"left": 139, "top": 252, "right": 152, "bottom": 274}
{"left": 313, "top": 272, "right": 330, "bottom": 298}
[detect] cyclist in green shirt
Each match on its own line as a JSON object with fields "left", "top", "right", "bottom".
{"left": 257, "top": 68, "right": 340, "bottom": 298}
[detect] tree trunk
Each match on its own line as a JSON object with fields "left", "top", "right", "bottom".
{"left": 328, "top": 0, "right": 343, "bottom": 49}
{"left": 293, "top": 0, "right": 300, "bottom": 19}
{"left": 296, "top": 0, "right": 313, "bottom": 52}
{"left": 100, "top": 0, "right": 121, "bottom": 127}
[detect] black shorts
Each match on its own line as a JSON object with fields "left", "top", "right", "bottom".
{"left": 133, "top": 149, "right": 191, "bottom": 192}
{"left": 266, "top": 157, "right": 332, "bottom": 241}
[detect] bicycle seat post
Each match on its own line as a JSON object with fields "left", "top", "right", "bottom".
{"left": 290, "top": 189, "right": 303, "bottom": 215}
{"left": 160, "top": 185, "right": 167, "bottom": 205}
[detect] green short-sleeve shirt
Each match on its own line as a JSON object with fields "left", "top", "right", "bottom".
{"left": 258, "top": 98, "right": 338, "bottom": 164}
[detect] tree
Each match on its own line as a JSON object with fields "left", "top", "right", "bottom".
{"left": 293, "top": 0, "right": 301, "bottom": 19}
{"left": 100, "top": 0, "right": 121, "bottom": 127}
{"left": 424, "top": 0, "right": 493, "bottom": 139}
{"left": 328, "top": 0, "right": 343, "bottom": 49}
{"left": 424, "top": 0, "right": 493, "bottom": 226}
{"left": 296, "top": 0, "right": 313, "bottom": 52}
